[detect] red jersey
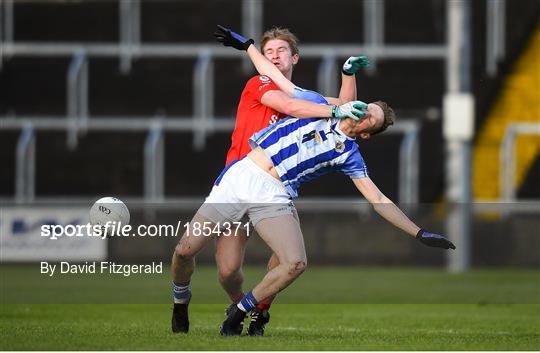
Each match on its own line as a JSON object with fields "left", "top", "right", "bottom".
{"left": 225, "top": 75, "right": 284, "bottom": 166}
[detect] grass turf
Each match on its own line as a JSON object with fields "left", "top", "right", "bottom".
{"left": 1, "top": 303, "right": 539, "bottom": 350}
{"left": 1, "top": 265, "right": 539, "bottom": 350}
{"left": 2, "top": 265, "right": 539, "bottom": 304}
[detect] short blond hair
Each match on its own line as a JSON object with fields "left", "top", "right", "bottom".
{"left": 260, "top": 27, "right": 300, "bottom": 56}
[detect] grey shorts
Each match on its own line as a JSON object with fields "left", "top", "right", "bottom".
{"left": 198, "top": 201, "right": 296, "bottom": 227}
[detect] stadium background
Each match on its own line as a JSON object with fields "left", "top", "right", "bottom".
{"left": 0, "top": 1, "right": 539, "bottom": 350}
{"left": 1, "top": 0, "right": 538, "bottom": 267}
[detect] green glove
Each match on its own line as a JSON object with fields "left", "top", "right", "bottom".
{"left": 342, "top": 56, "right": 370, "bottom": 76}
{"left": 330, "top": 101, "right": 368, "bottom": 121}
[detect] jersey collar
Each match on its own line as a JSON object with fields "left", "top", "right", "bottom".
{"left": 332, "top": 119, "right": 356, "bottom": 141}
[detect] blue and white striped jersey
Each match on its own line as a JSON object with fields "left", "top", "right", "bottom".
{"left": 249, "top": 87, "right": 369, "bottom": 198}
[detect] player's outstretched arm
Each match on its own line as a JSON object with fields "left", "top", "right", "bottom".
{"left": 326, "top": 56, "right": 369, "bottom": 105}
{"left": 214, "top": 25, "right": 367, "bottom": 121}
{"left": 352, "top": 177, "right": 456, "bottom": 250}
{"left": 261, "top": 90, "right": 367, "bottom": 121}
{"left": 213, "top": 25, "right": 296, "bottom": 95}
{"left": 245, "top": 45, "right": 297, "bottom": 97}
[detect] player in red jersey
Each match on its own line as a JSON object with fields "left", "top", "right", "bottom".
{"left": 171, "top": 27, "right": 367, "bottom": 335}
{"left": 225, "top": 54, "right": 365, "bottom": 164}
{"left": 224, "top": 74, "right": 283, "bottom": 165}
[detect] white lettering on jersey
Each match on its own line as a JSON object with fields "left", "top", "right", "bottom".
{"left": 269, "top": 114, "right": 279, "bottom": 125}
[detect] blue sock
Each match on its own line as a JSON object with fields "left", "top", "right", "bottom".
{"left": 237, "top": 290, "right": 258, "bottom": 312}
{"left": 172, "top": 281, "right": 191, "bottom": 304}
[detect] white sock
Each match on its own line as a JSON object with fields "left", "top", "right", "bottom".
{"left": 173, "top": 281, "right": 191, "bottom": 304}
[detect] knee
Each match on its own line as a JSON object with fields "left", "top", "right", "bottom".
{"left": 217, "top": 263, "right": 242, "bottom": 283}
{"left": 285, "top": 260, "right": 307, "bottom": 278}
{"left": 174, "top": 243, "right": 194, "bottom": 262}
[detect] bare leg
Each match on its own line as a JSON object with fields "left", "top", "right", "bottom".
{"left": 250, "top": 214, "right": 307, "bottom": 301}
{"left": 220, "top": 214, "right": 304, "bottom": 335}
{"left": 171, "top": 211, "right": 217, "bottom": 333}
{"left": 255, "top": 254, "right": 279, "bottom": 304}
{"left": 215, "top": 227, "right": 249, "bottom": 303}
{"left": 171, "top": 212, "right": 215, "bottom": 285}
{"left": 258, "top": 209, "right": 299, "bottom": 305}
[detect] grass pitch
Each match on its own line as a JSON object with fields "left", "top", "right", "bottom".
{"left": 1, "top": 303, "right": 539, "bottom": 350}
{"left": 1, "top": 266, "right": 539, "bottom": 350}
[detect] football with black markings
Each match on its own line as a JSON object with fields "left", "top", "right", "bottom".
{"left": 89, "top": 197, "right": 130, "bottom": 235}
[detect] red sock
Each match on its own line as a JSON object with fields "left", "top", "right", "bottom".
{"left": 257, "top": 296, "right": 275, "bottom": 311}
{"left": 231, "top": 291, "right": 245, "bottom": 304}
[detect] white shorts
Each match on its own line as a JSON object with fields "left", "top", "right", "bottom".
{"left": 199, "top": 157, "right": 295, "bottom": 226}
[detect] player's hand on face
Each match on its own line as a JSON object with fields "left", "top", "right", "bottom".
{"left": 416, "top": 229, "right": 456, "bottom": 250}
{"left": 332, "top": 101, "right": 368, "bottom": 121}
{"left": 342, "top": 56, "right": 370, "bottom": 76}
{"left": 213, "top": 25, "right": 254, "bottom": 51}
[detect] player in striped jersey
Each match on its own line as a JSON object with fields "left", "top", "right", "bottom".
{"left": 213, "top": 26, "right": 454, "bottom": 334}
{"left": 249, "top": 110, "right": 370, "bottom": 198}
{"left": 173, "top": 26, "right": 454, "bottom": 336}
{"left": 172, "top": 87, "right": 454, "bottom": 335}
{"left": 217, "top": 98, "right": 455, "bottom": 336}
{"left": 171, "top": 27, "right": 367, "bottom": 335}
{"left": 172, "top": 69, "right": 455, "bottom": 339}
{"left": 212, "top": 26, "right": 372, "bottom": 336}
{"left": 214, "top": 28, "right": 367, "bottom": 336}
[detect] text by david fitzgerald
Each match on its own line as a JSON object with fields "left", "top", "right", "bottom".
{"left": 40, "top": 261, "right": 163, "bottom": 277}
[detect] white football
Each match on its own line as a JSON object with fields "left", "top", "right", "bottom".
{"left": 89, "top": 197, "right": 130, "bottom": 231}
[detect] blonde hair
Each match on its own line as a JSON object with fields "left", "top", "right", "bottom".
{"left": 260, "top": 27, "right": 300, "bottom": 56}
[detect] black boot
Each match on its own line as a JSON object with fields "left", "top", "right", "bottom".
{"left": 247, "top": 307, "right": 270, "bottom": 336}
{"left": 219, "top": 304, "right": 246, "bottom": 336}
{"left": 172, "top": 303, "right": 189, "bottom": 333}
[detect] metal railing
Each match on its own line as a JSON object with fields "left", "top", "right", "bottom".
{"left": 0, "top": 0, "right": 508, "bottom": 76}
{"left": 500, "top": 123, "right": 540, "bottom": 202}
{"left": 119, "top": 0, "right": 140, "bottom": 74}
{"left": 399, "top": 122, "right": 420, "bottom": 205}
{"left": 0, "top": 42, "right": 449, "bottom": 59}
{"left": 2, "top": 117, "right": 420, "bottom": 205}
{"left": 1, "top": 41, "right": 444, "bottom": 152}
{"left": 363, "top": 0, "right": 385, "bottom": 75}
{"left": 486, "top": 0, "right": 506, "bottom": 76}
{"left": 15, "top": 123, "right": 35, "bottom": 204}
{"left": 4, "top": 194, "right": 540, "bottom": 215}
{"left": 193, "top": 50, "right": 214, "bottom": 151}
{"left": 241, "top": 0, "right": 263, "bottom": 73}
{"left": 66, "top": 49, "right": 89, "bottom": 149}
{"left": 317, "top": 52, "right": 339, "bottom": 97}
{"left": 0, "top": 0, "right": 427, "bottom": 205}
{"left": 0, "top": 0, "right": 14, "bottom": 70}
{"left": 144, "top": 123, "right": 164, "bottom": 202}
{"left": 0, "top": 0, "right": 532, "bottom": 276}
